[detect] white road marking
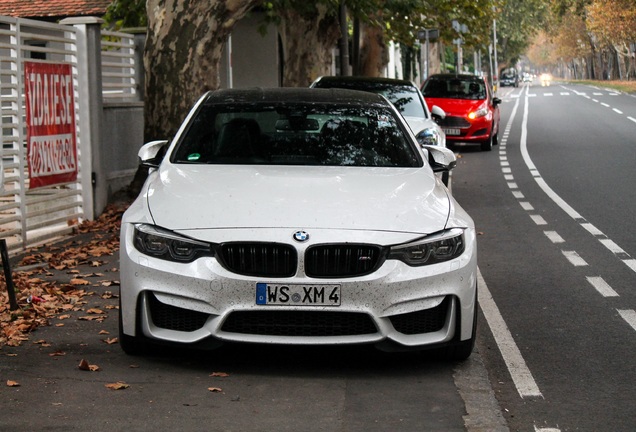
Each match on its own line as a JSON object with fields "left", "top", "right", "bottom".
{"left": 530, "top": 215, "right": 547, "bottom": 225}
{"left": 520, "top": 201, "right": 534, "bottom": 211}
{"left": 613, "top": 108, "right": 623, "bottom": 114}
{"left": 617, "top": 310, "right": 636, "bottom": 332}
{"left": 562, "top": 250, "right": 588, "bottom": 266}
{"left": 599, "top": 239, "right": 626, "bottom": 254}
{"left": 581, "top": 223, "right": 604, "bottom": 236}
{"left": 544, "top": 231, "right": 565, "bottom": 244}
{"left": 478, "top": 269, "right": 543, "bottom": 398}
{"left": 586, "top": 276, "right": 619, "bottom": 297}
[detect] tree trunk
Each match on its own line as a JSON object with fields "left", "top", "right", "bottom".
{"left": 144, "top": 0, "right": 260, "bottom": 142}
{"left": 359, "top": 22, "right": 387, "bottom": 77}
{"left": 279, "top": 5, "right": 340, "bottom": 87}
{"left": 129, "top": 0, "right": 259, "bottom": 198}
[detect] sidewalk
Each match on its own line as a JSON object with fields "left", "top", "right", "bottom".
{"left": 1, "top": 199, "right": 130, "bottom": 349}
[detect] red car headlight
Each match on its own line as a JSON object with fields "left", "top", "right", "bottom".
{"left": 468, "top": 103, "right": 489, "bottom": 120}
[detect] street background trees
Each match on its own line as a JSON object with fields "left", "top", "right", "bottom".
{"left": 103, "top": 0, "right": 635, "bottom": 142}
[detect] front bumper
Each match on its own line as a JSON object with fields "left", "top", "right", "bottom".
{"left": 120, "top": 225, "right": 477, "bottom": 350}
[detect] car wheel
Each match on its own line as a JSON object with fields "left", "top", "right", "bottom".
{"left": 118, "top": 296, "right": 150, "bottom": 355}
{"left": 480, "top": 135, "right": 493, "bottom": 151}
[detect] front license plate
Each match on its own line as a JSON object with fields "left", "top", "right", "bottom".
{"left": 256, "top": 283, "right": 341, "bottom": 306}
{"left": 443, "top": 128, "right": 461, "bottom": 136}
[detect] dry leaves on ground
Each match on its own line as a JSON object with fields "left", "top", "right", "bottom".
{"left": 0, "top": 202, "right": 129, "bottom": 348}
{"left": 105, "top": 381, "right": 129, "bottom": 390}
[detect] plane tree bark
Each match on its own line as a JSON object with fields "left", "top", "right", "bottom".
{"left": 277, "top": 3, "right": 340, "bottom": 87}
{"left": 144, "top": 0, "right": 261, "bottom": 141}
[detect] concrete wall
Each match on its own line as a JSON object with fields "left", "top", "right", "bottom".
{"left": 102, "top": 102, "right": 144, "bottom": 200}
{"left": 221, "top": 12, "right": 280, "bottom": 89}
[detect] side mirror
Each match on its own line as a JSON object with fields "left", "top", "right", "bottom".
{"left": 493, "top": 97, "right": 502, "bottom": 107}
{"left": 421, "top": 145, "right": 456, "bottom": 172}
{"left": 138, "top": 140, "right": 169, "bottom": 169}
{"left": 430, "top": 105, "right": 446, "bottom": 124}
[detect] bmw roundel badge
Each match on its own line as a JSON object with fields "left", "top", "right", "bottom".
{"left": 293, "top": 230, "right": 309, "bottom": 242}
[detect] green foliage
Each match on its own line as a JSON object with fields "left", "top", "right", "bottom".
{"left": 103, "top": 0, "right": 147, "bottom": 29}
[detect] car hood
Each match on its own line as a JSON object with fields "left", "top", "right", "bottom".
{"left": 145, "top": 164, "right": 450, "bottom": 235}
{"left": 424, "top": 98, "right": 485, "bottom": 117}
{"left": 403, "top": 116, "right": 438, "bottom": 135}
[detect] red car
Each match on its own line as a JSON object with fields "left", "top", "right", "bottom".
{"left": 421, "top": 74, "right": 501, "bottom": 151}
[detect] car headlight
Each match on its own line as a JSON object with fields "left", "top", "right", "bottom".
{"left": 133, "top": 224, "right": 214, "bottom": 262}
{"left": 468, "top": 104, "right": 489, "bottom": 120}
{"left": 388, "top": 228, "right": 465, "bottom": 266}
{"left": 416, "top": 127, "right": 444, "bottom": 147}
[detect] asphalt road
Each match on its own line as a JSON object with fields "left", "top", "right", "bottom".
{"left": 452, "top": 81, "right": 636, "bottom": 431}
{"left": 3, "top": 80, "right": 634, "bottom": 432}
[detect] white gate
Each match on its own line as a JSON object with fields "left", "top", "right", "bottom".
{"left": 0, "top": 16, "right": 84, "bottom": 253}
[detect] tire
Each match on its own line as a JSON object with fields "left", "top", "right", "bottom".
{"left": 480, "top": 134, "right": 493, "bottom": 151}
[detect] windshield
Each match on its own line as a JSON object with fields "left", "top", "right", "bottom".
{"left": 171, "top": 103, "right": 421, "bottom": 168}
{"left": 422, "top": 78, "right": 487, "bottom": 100}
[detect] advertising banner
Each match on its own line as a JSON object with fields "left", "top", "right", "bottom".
{"left": 24, "top": 62, "right": 78, "bottom": 189}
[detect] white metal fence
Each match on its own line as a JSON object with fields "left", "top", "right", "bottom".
{"left": 0, "top": 15, "right": 140, "bottom": 254}
{"left": 101, "top": 29, "right": 137, "bottom": 101}
{"left": 0, "top": 16, "right": 84, "bottom": 253}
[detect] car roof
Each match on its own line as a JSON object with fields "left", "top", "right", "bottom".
{"left": 426, "top": 74, "right": 485, "bottom": 82}
{"left": 312, "top": 75, "right": 418, "bottom": 90}
{"left": 203, "top": 87, "right": 389, "bottom": 106}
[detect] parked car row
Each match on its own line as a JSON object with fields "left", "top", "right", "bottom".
{"left": 119, "top": 84, "right": 479, "bottom": 361}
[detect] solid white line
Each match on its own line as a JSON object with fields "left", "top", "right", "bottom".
{"left": 617, "top": 310, "right": 636, "bottom": 332}
{"left": 533, "top": 178, "right": 582, "bottom": 219}
{"left": 544, "top": 231, "right": 565, "bottom": 244}
{"left": 562, "top": 250, "right": 588, "bottom": 266}
{"left": 586, "top": 276, "right": 619, "bottom": 297}
{"left": 478, "top": 269, "right": 543, "bottom": 398}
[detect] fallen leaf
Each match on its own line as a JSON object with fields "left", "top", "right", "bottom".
{"left": 7, "top": 380, "right": 20, "bottom": 387}
{"left": 87, "top": 308, "right": 104, "bottom": 314}
{"left": 102, "top": 337, "right": 118, "bottom": 345}
{"left": 98, "top": 330, "right": 110, "bottom": 335}
{"left": 79, "top": 359, "right": 101, "bottom": 372}
{"left": 208, "top": 387, "right": 223, "bottom": 392}
{"left": 70, "top": 279, "right": 90, "bottom": 286}
{"left": 209, "top": 372, "right": 230, "bottom": 377}
{"left": 49, "top": 351, "right": 66, "bottom": 357}
{"left": 105, "top": 382, "right": 129, "bottom": 390}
